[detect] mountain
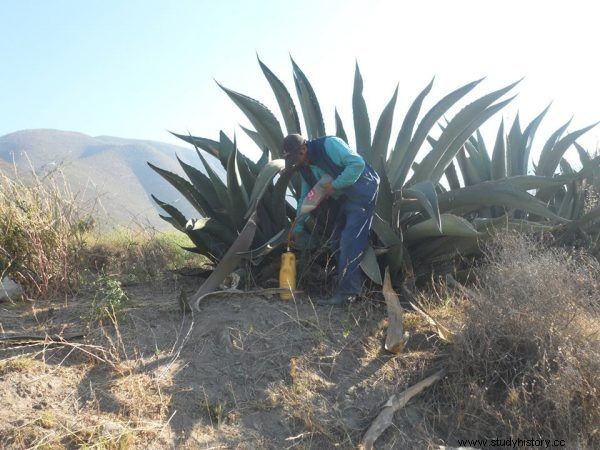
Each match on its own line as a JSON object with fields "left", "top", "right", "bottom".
{"left": 0, "top": 129, "right": 224, "bottom": 229}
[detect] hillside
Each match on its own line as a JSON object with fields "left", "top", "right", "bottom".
{"left": 0, "top": 129, "right": 225, "bottom": 229}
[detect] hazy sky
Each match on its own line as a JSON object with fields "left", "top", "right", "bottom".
{"left": 1, "top": 0, "right": 599, "bottom": 162}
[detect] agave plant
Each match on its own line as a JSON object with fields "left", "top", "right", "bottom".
{"left": 149, "top": 56, "right": 599, "bottom": 286}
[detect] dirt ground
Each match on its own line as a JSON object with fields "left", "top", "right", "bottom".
{"left": 0, "top": 277, "right": 451, "bottom": 449}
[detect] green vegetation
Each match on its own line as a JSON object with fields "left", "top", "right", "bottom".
{"left": 150, "top": 57, "right": 600, "bottom": 286}
{"left": 91, "top": 275, "right": 128, "bottom": 320}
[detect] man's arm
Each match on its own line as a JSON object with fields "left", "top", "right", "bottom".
{"left": 324, "top": 137, "right": 366, "bottom": 190}
{"left": 294, "top": 176, "right": 311, "bottom": 233}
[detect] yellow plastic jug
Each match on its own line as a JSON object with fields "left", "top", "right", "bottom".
{"left": 279, "top": 252, "right": 296, "bottom": 300}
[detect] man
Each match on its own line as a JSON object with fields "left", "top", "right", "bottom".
{"left": 282, "top": 134, "right": 380, "bottom": 306}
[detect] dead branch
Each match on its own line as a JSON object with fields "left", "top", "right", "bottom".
{"left": 360, "top": 369, "right": 446, "bottom": 450}
{"left": 409, "top": 301, "right": 455, "bottom": 343}
{"left": 382, "top": 267, "right": 409, "bottom": 353}
{"left": 401, "top": 281, "right": 455, "bottom": 343}
{"left": 444, "top": 273, "right": 478, "bottom": 301}
{"left": 0, "top": 333, "right": 85, "bottom": 347}
{"left": 191, "top": 212, "right": 258, "bottom": 311}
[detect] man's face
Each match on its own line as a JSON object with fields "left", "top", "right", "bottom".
{"left": 284, "top": 144, "right": 308, "bottom": 169}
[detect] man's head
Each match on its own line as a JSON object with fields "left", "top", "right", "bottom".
{"left": 282, "top": 134, "right": 308, "bottom": 169}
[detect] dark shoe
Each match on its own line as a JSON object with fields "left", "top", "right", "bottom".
{"left": 317, "top": 294, "right": 357, "bottom": 306}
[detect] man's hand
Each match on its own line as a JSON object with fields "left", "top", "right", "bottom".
{"left": 322, "top": 182, "right": 335, "bottom": 198}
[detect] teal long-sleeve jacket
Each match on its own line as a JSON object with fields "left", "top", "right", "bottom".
{"left": 294, "top": 137, "right": 365, "bottom": 233}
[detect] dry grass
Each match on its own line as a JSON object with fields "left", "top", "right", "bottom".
{"left": 0, "top": 301, "right": 175, "bottom": 449}
{"left": 110, "top": 372, "right": 172, "bottom": 421}
{"left": 82, "top": 227, "right": 208, "bottom": 284}
{"left": 0, "top": 165, "right": 95, "bottom": 298}
{"left": 429, "top": 233, "right": 600, "bottom": 448}
{"left": 1, "top": 163, "right": 208, "bottom": 302}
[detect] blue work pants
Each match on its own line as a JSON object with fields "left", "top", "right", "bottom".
{"left": 330, "top": 201, "right": 375, "bottom": 295}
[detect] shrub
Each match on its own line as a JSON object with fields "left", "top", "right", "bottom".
{"left": 0, "top": 167, "right": 94, "bottom": 298}
{"left": 89, "top": 274, "right": 129, "bottom": 323}
{"left": 83, "top": 228, "right": 209, "bottom": 283}
{"left": 436, "top": 233, "right": 600, "bottom": 448}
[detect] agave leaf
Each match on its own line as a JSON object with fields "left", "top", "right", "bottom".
{"left": 218, "top": 83, "right": 284, "bottom": 158}
{"left": 335, "top": 108, "right": 349, "bottom": 143}
{"left": 187, "top": 230, "right": 225, "bottom": 261}
{"left": 518, "top": 103, "right": 551, "bottom": 175}
{"left": 376, "top": 160, "right": 394, "bottom": 224}
{"left": 471, "top": 132, "right": 492, "bottom": 180}
{"left": 236, "top": 149, "right": 257, "bottom": 195}
{"left": 560, "top": 158, "right": 574, "bottom": 174}
{"left": 196, "top": 144, "right": 231, "bottom": 212}
{"left": 360, "top": 245, "right": 382, "bottom": 285}
{"left": 152, "top": 195, "right": 187, "bottom": 230}
{"left": 240, "top": 125, "right": 267, "bottom": 151}
{"left": 176, "top": 155, "right": 221, "bottom": 212}
{"left": 456, "top": 147, "right": 483, "bottom": 186}
{"left": 187, "top": 217, "right": 237, "bottom": 244}
{"left": 392, "top": 78, "right": 484, "bottom": 189}
{"left": 475, "top": 129, "right": 490, "bottom": 161}
{"left": 405, "top": 214, "right": 479, "bottom": 241}
{"left": 473, "top": 216, "right": 559, "bottom": 234}
{"left": 463, "top": 141, "right": 489, "bottom": 181}
{"left": 371, "top": 85, "right": 399, "bottom": 169}
{"left": 352, "top": 62, "right": 372, "bottom": 158}
{"left": 416, "top": 83, "right": 519, "bottom": 183}
{"left": 413, "top": 80, "right": 520, "bottom": 182}
{"left": 159, "top": 214, "right": 185, "bottom": 232}
{"left": 170, "top": 132, "right": 221, "bottom": 160}
{"left": 237, "top": 229, "right": 287, "bottom": 260}
{"left": 571, "top": 183, "right": 587, "bottom": 220}
{"left": 410, "top": 235, "right": 481, "bottom": 262}
{"left": 426, "top": 135, "right": 438, "bottom": 149}
{"left": 150, "top": 201, "right": 219, "bottom": 259}
{"left": 192, "top": 212, "right": 259, "bottom": 310}
{"left": 258, "top": 56, "right": 301, "bottom": 134}
{"left": 245, "top": 159, "right": 286, "bottom": 219}
{"left": 271, "top": 167, "right": 297, "bottom": 229}
{"left": 491, "top": 120, "right": 506, "bottom": 180}
{"left": 256, "top": 145, "right": 270, "bottom": 169}
{"left": 575, "top": 142, "right": 591, "bottom": 166}
{"left": 291, "top": 57, "right": 325, "bottom": 139}
{"left": 506, "top": 113, "right": 522, "bottom": 177}
{"left": 536, "top": 118, "right": 573, "bottom": 175}
{"left": 558, "top": 184, "right": 575, "bottom": 218}
{"left": 386, "top": 77, "right": 435, "bottom": 185}
{"left": 402, "top": 180, "right": 441, "bottom": 232}
{"left": 382, "top": 267, "right": 407, "bottom": 353}
{"left": 437, "top": 182, "right": 569, "bottom": 222}
{"left": 148, "top": 162, "right": 211, "bottom": 217}
{"left": 227, "top": 144, "right": 249, "bottom": 231}
{"left": 373, "top": 213, "right": 402, "bottom": 247}
{"left": 444, "top": 162, "right": 461, "bottom": 190}
{"left": 216, "top": 131, "right": 236, "bottom": 168}
{"left": 537, "top": 122, "right": 600, "bottom": 176}
{"left": 430, "top": 97, "right": 516, "bottom": 182}
{"left": 495, "top": 174, "right": 577, "bottom": 191}
{"left": 385, "top": 243, "right": 406, "bottom": 280}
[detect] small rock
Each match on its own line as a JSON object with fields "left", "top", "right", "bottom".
{"left": 0, "top": 277, "right": 23, "bottom": 302}
{"left": 100, "top": 421, "right": 126, "bottom": 437}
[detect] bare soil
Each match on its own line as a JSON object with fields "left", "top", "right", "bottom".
{"left": 0, "top": 278, "right": 449, "bottom": 449}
